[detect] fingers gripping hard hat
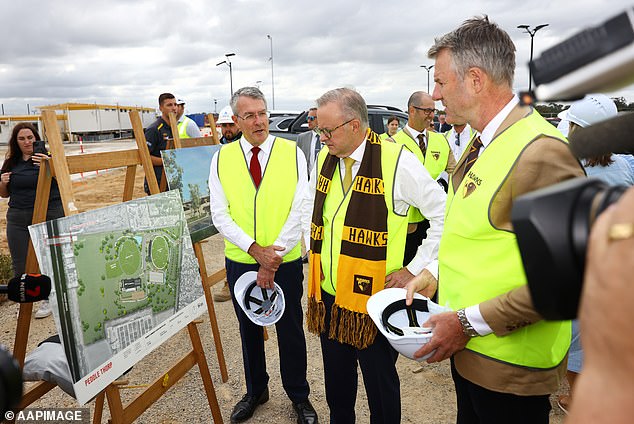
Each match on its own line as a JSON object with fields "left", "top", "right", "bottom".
{"left": 234, "top": 271, "right": 285, "bottom": 326}
{"left": 367, "top": 288, "right": 450, "bottom": 361}
{"left": 566, "top": 93, "right": 618, "bottom": 128}
{"left": 216, "top": 106, "right": 234, "bottom": 124}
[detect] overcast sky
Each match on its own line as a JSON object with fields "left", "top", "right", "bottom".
{"left": 1, "top": 0, "right": 632, "bottom": 116}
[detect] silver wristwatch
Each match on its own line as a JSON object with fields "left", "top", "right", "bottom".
{"left": 456, "top": 308, "right": 479, "bottom": 338}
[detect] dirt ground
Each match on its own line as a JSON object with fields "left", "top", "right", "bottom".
{"left": 0, "top": 162, "right": 568, "bottom": 423}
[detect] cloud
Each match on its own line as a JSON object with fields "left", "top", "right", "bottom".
{"left": 1, "top": 0, "right": 632, "bottom": 115}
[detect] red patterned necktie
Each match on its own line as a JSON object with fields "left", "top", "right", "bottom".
{"left": 250, "top": 146, "right": 262, "bottom": 188}
{"left": 463, "top": 136, "right": 483, "bottom": 174}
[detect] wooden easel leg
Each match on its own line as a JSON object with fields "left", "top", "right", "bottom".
{"left": 105, "top": 384, "right": 125, "bottom": 424}
{"left": 93, "top": 392, "right": 105, "bottom": 424}
{"left": 122, "top": 165, "right": 137, "bottom": 202}
{"left": 13, "top": 303, "right": 34, "bottom": 367}
{"left": 193, "top": 243, "right": 228, "bottom": 382}
{"left": 188, "top": 322, "right": 224, "bottom": 423}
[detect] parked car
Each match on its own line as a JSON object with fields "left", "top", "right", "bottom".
{"left": 269, "top": 105, "right": 408, "bottom": 141}
{"left": 269, "top": 115, "right": 297, "bottom": 131}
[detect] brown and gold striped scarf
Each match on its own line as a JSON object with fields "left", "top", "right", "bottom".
{"left": 307, "top": 130, "right": 387, "bottom": 349}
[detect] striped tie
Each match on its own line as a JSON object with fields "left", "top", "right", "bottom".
{"left": 417, "top": 133, "right": 427, "bottom": 157}
{"left": 463, "top": 136, "right": 483, "bottom": 174}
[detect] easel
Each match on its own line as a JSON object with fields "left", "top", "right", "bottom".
{"left": 13, "top": 110, "right": 223, "bottom": 423}
{"left": 166, "top": 115, "right": 270, "bottom": 342}
{"left": 136, "top": 112, "right": 229, "bottom": 382}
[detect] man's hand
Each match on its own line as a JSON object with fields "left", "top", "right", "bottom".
{"left": 405, "top": 269, "right": 438, "bottom": 303}
{"left": 413, "top": 311, "right": 469, "bottom": 363}
{"left": 385, "top": 267, "right": 415, "bottom": 288}
{"left": 256, "top": 266, "right": 276, "bottom": 289}
{"left": 248, "top": 243, "right": 284, "bottom": 270}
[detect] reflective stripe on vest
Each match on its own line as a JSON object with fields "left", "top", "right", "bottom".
{"left": 439, "top": 109, "right": 571, "bottom": 369}
{"left": 218, "top": 138, "right": 301, "bottom": 263}
{"left": 318, "top": 140, "right": 408, "bottom": 296}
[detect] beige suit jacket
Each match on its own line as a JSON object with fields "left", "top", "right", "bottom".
{"left": 450, "top": 105, "right": 585, "bottom": 395}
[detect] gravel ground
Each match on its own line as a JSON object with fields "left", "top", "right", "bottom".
{"left": 0, "top": 166, "right": 567, "bottom": 423}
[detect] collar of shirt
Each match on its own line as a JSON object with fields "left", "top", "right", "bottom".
{"left": 239, "top": 134, "right": 275, "bottom": 159}
{"left": 479, "top": 95, "right": 519, "bottom": 149}
{"left": 339, "top": 134, "right": 368, "bottom": 177}
{"left": 405, "top": 124, "right": 424, "bottom": 141}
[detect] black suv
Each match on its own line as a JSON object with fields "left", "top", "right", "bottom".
{"left": 269, "top": 105, "right": 408, "bottom": 141}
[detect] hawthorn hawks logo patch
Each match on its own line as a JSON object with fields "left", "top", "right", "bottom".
{"left": 353, "top": 274, "right": 373, "bottom": 296}
{"left": 431, "top": 150, "right": 440, "bottom": 160}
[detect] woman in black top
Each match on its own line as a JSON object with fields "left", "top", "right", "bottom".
{"left": 0, "top": 123, "right": 64, "bottom": 318}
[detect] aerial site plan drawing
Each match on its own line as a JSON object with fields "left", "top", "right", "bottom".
{"left": 29, "top": 190, "right": 206, "bottom": 404}
{"left": 161, "top": 144, "right": 221, "bottom": 243}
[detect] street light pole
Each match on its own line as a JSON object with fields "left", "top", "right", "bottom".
{"left": 517, "top": 24, "right": 549, "bottom": 92}
{"left": 267, "top": 34, "right": 275, "bottom": 110}
{"left": 216, "top": 52, "right": 236, "bottom": 98}
{"left": 420, "top": 65, "right": 434, "bottom": 93}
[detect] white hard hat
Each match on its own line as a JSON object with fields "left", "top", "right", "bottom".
{"left": 566, "top": 94, "right": 618, "bottom": 128}
{"left": 367, "top": 288, "right": 450, "bottom": 362}
{"left": 216, "top": 106, "right": 234, "bottom": 124}
{"left": 176, "top": 98, "right": 186, "bottom": 105}
{"left": 234, "top": 271, "right": 285, "bottom": 326}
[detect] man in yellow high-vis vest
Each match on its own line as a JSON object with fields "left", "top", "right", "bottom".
{"left": 405, "top": 17, "right": 584, "bottom": 423}
{"left": 386, "top": 91, "right": 456, "bottom": 288}
{"left": 208, "top": 87, "right": 317, "bottom": 424}
{"left": 175, "top": 99, "right": 202, "bottom": 139}
{"left": 307, "top": 88, "right": 446, "bottom": 423}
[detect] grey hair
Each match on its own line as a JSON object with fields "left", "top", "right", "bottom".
{"left": 230, "top": 86, "right": 268, "bottom": 115}
{"left": 428, "top": 16, "right": 515, "bottom": 88}
{"left": 316, "top": 88, "right": 369, "bottom": 130}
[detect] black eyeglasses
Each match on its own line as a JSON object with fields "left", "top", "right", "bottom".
{"left": 307, "top": 116, "right": 317, "bottom": 121}
{"left": 315, "top": 119, "right": 354, "bottom": 139}
{"left": 412, "top": 106, "right": 436, "bottom": 114}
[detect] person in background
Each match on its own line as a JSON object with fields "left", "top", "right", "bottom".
{"left": 379, "top": 115, "right": 400, "bottom": 140}
{"left": 0, "top": 123, "right": 64, "bottom": 319}
{"left": 387, "top": 91, "right": 455, "bottom": 279}
{"left": 297, "top": 108, "right": 321, "bottom": 174}
{"left": 176, "top": 99, "right": 202, "bottom": 139}
{"left": 557, "top": 93, "right": 634, "bottom": 414}
{"left": 144, "top": 93, "right": 178, "bottom": 194}
{"left": 216, "top": 106, "right": 242, "bottom": 145}
{"left": 406, "top": 16, "right": 584, "bottom": 423}
{"left": 435, "top": 111, "right": 452, "bottom": 132}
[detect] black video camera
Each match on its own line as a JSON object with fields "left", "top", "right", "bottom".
{"left": 511, "top": 9, "right": 634, "bottom": 320}
{"left": 0, "top": 344, "right": 22, "bottom": 418}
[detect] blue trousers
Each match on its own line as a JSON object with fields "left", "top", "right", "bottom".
{"left": 226, "top": 257, "right": 310, "bottom": 403}
{"left": 319, "top": 290, "right": 401, "bottom": 424}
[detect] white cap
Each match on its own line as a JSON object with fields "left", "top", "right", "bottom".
{"left": 176, "top": 98, "right": 186, "bottom": 105}
{"left": 216, "top": 106, "right": 234, "bottom": 124}
{"left": 234, "top": 271, "right": 285, "bottom": 326}
{"left": 566, "top": 94, "right": 618, "bottom": 128}
{"left": 367, "top": 288, "right": 450, "bottom": 362}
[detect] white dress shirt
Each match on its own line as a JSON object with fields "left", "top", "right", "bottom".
{"left": 446, "top": 124, "right": 475, "bottom": 161}
{"left": 208, "top": 134, "right": 309, "bottom": 258}
{"left": 306, "top": 136, "right": 446, "bottom": 278}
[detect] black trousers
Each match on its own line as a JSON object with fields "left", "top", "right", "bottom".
{"left": 451, "top": 358, "right": 551, "bottom": 424}
{"left": 319, "top": 290, "right": 400, "bottom": 424}
{"left": 226, "top": 257, "right": 310, "bottom": 403}
{"left": 6, "top": 206, "right": 64, "bottom": 277}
